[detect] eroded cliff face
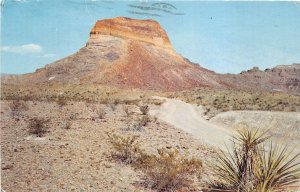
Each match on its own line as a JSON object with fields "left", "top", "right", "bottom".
{"left": 88, "top": 17, "right": 173, "bottom": 49}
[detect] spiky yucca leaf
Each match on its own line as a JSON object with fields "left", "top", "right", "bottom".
{"left": 233, "top": 128, "right": 270, "bottom": 151}
{"left": 211, "top": 128, "right": 300, "bottom": 192}
{"left": 213, "top": 128, "right": 269, "bottom": 191}
{"left": 212, "top": 146, "right": 245, "bottom": 190}
{"left": 255, "top": 144, "right": 300, "bottom": 192}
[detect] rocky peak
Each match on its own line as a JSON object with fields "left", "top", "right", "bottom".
{"left": 240, "top": 66, "right": 261, "bottom": 74}
{"left": 88, "top": 17, "right": 173, "bottom": 49}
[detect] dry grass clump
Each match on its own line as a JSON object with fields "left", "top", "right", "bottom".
{"left": 96, "top": 109, "right": 106, "bottom": 119}
{"left": 107, "top": 102, "right": 116, "bottom": 111}
{"left": 56, "top": 96, "right": 68, "bottom": 107}
{"left": 106, "top": 133, "right": 141, "bottom": 164}
{"left": 107, "top": 133, "right": 203, "bottom": 191}
{"left": 139, "top": 105, "right": 149, "bottom": 115}
{"left": 132, "top": 115, "right": 151, "bottom": 131}
{"left": 135, "top": 149, "right": 202, "bottom": 192}
{"left": 63, "top": 121, "right": 72, "bottom": 130}
{"left": 28, "top": 117, "right": 49, "bottom": 137}
{"left": 92, "top": 106, "right": 105, "bottom": 119}
{"left": 9, "top": 100, "right": 28, "bottom": 117}
{"left": 211, "top": 128, "right": 300, "bottom": 192}
{"left": 143, "top": 98, "right": 165, "bottom": 106}
{"left": 123, "top": 106, "right": 131, "bottom": 117}
{"left": 122, "top": 115, "right": 151, "bottom": 132}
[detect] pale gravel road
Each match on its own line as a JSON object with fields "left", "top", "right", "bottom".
{"left": 150, "top": 97, "right": 234, "bottom": 150}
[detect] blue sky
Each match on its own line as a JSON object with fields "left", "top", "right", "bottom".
{"left": 1, "top": 0, "right": 300, "bottom": 74}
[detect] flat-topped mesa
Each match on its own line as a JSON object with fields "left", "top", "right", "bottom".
{"left": 88, "top": 17, "right": 173, "bottom": 49}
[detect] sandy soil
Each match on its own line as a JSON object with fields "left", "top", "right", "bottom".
{"left": 210, "top": 110, "right": 300, "bottom": 155}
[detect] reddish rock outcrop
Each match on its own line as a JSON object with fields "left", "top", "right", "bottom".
{"left": 89, "top": 17, "right": 173, "bottom": 49}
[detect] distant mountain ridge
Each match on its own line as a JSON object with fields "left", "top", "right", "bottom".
{"left": 221, "top": 64, "right": 300, "bottom": 94}
{"left": 2, "top": 17, "right": 299, "bottom": 94}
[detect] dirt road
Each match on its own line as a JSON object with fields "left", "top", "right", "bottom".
{"left": 150, "top": 97, "right": 233, "bottom": 150}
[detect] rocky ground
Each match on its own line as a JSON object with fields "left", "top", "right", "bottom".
{"left": 1, "top": 99, "right": 216, "bottom": 192}
{"left": 1, "top": 85, "right": 300, "bottom": 191}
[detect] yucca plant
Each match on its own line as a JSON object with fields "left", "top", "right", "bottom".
{"left": 254, "top": 144, "right": 300, "bottom": 192}
{"left": 211, "top": 128, "right": 300, "bottom": 192}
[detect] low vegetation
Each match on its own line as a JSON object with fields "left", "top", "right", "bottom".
{"left": 132, "top": 115, "right": 151, "bottom": 131}
{"left": 28, "top": 117, "right": 49, "bottom": 137}
{"left": 1, "top": 84, "right": 155, "bottom": 105}
{"left": 106, "top": 132, "right": 141, "bottom": 164}
{"left": 139, "top": 105, "right": 149, "bottom": 115}
{"left": 56, "top": 96, "right": 68, "bottom": 107}
{"left": 63, "top": 121, "right": 72, "bottom": 130}
{"left": 9, "top": 99, "right": 28, "bottom": 117}
{"left": 136, "top": 149, "right": 202, "bottom": 192}
{"left": 92, "top": 106, "right": 106, "bottom": 119}
{"left": 210, "top": 128, "right": 300, "bottom": 192}
{"left": 171, "top": 88, "right": 300, "bottom": 118}
{"left": 107, "top": 103, "right": 117, "bottom": 111}
{"left": 123, "top": 106, "right": 130, "bottom": 117}
{"left": 107, "top": 133, "right": 203, "bottom": 191}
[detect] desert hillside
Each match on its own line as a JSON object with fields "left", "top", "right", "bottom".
{"left": 2, "top": 17, "right": 299, "bottom": 94}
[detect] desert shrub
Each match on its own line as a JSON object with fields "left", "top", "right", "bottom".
{"left": 63, "top": 121, "right": 72, "bottom": 129}
{"left": 113, "top": 99, "right": 120, "bottom": 105}
{"left": 106, "top": 133, "right": 141, "bottom": 164}
{"left": 123, "top": 99, "right": 140, "bottom": 105}
{"left": 145, "top": 99, "right": 164, "bottom": 106}
{"left": 135, "top": 149, "right": 202, "bottom": 192}
{"left": 95, "top": 107, "right": 105, "bottom": 119}
{"left": 9, "top": 100, "right": 28, "bottom": 117}
{"left": 69, "top": 112, "right": 78, "bottom": 120}
{"left": 107, "top": 103, "right": 116, "bottom": 111}
{"left": 123, "top": 106, "right": 130, "bottom": 117}
{"left": 28, "top": 117, "right": 49, "bottom": 137}
{"left": 152, "top": 99, "right": 164, "bottom": 106}
{"left": 57, "top": 96, "right": 67, "bottom": 107}
{"left": 139, "top": 105, "right": 149, "bottom": 115}
{"left": 211, "top": 128, "right": 300, "bottom": 192}
{"left": 132, "top": 115, "right": 151, "bottom": 131}
{"left": 204, "top": 107, "right": 210, "bottom": 116}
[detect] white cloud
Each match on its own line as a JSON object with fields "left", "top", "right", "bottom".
{"left": 33, "top": 53, "right": 56, "bottom": 58}
{"left": 1, "top": 44, "right": 43, "bottom": 54}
